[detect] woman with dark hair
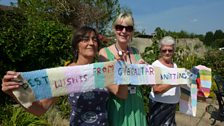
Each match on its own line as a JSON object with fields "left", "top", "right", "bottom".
{"left": 2, "top": 26, "right": 126, "bottom": 126}
{"left": 68, "top": 26, "right": 109, "bottom": 125}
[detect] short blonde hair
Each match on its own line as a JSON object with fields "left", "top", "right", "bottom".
{"left": 113, "top": 12, "right": 134, "bottom": 28}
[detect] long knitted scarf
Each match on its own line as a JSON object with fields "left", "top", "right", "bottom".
{"left": 12, "top": 61, "right": 211, "bottom": 116}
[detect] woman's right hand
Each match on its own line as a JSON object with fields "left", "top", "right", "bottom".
{"left": 2, "top": 71, "right": 56, "bottom": 116}
{"left": 1, "top": 71, "right": 21, "bottom": 95}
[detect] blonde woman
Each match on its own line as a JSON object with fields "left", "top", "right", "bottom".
{"left": 99, "top": 12, "right": 147, "bottom": 126}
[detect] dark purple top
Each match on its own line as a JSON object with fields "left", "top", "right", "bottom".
{"left": 68, "top": 88, "right": 109, "bottom": 126}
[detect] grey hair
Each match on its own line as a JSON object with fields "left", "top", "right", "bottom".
{"left": 159, "top": 36, "right": 176, "bottom": 49}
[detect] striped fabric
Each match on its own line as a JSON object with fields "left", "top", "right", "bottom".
{"left": 12, "top": 61, "right": 212, "bottom": 117}
{"left": 179, "top": 65, "right": 211, "bottom": 117}
{"left": 196, "top": 66, "right": 212, "bottom": 97}
{"left": 148, "top": 100, "right": 177, "bottom": 126}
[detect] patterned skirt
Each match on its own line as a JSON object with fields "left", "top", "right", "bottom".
{"left": 148, "top": 100, "right": 177, "bottom": 126}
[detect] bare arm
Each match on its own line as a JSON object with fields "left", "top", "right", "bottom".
{"left": 1, "top": 71, "right": 57, "bottom": 116}
{"left": 27, "top": 98, "right": 57, "bottom": 116}
{"left": 98, "top": 48, "right": 128, "bottom": 99}
{"left": 152, "top": 84, "right": 174, "bottom": 94}
{"left": 107, "top": 85, "right": 128, "bottom": 99}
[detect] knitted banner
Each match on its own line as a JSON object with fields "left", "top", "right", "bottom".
{"left": 179, "top": 66, "right": 211, "bottom": 116}
{"left": 12, "top": 61, "right": 211, "bottom": 117}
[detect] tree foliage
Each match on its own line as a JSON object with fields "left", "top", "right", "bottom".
{"left": 153, "top": 27, "right": 205, "bottom": 41}
{"left": 214, "top": 29, "right": 224, "bottom": 40}
{"left": 152, "top": 27, "right": 224, "bottom": 49}
{"left": 18, "top": 0, "right": 120, "bottom": 33}
{"left": 204, "top": 29, "right": 224, "bottom": 48}
{"left": 0, "top": 0, "right": 122, "bottom": 104}
{"left": 202, "top": 50, "right": 224, "bottom": 77}
{"left": 0, "top": 10, "right": 71, "bottom": 72}
{"left": 141, "top": 39, "right": 159, "bottom": 64}
{"left": 204, "top": 31, "right": 214, "bottom": 46}
{"left": 0, "top": 9, "right": 72, "bottom": 103}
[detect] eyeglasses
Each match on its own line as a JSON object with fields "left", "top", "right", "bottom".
{"left": 81, "top": 36, "right": 98, "bottom": 43}
{"left": 115, "top": 25, "right": 134, "bottom": 32}
{"left": 161, "top": 49, "right": 173, "bottom": 53}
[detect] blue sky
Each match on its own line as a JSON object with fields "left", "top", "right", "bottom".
{"left": 0, "top": 0, "right": 16, "bottom": 6}
{"left": 119, "top": 0, "right": 224, "bottom": 35}
{"left": 1, "top": 0, "right": 223, "bottom": 35}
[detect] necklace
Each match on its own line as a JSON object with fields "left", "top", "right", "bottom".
{"left": 114, "top": 43, "right": 132, "bottom": 64}
{"left": 115, "top": 44, "right": 135, "bottom": 94}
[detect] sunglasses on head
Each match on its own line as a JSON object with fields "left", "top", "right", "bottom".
{"left": 115, "top": 25, "right": 134, "bottom": 32}
{"left": 161, "top": 49, "right": 173, "bottom": 53}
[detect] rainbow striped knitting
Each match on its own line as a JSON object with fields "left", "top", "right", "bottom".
{"left": 179, "top": 65, "right": 211, "bottom": 116}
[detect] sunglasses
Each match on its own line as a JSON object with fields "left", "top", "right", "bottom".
{"left": 161, "top": 49, "right": 173, "bottom": 53}
{"left": 115, "top": 25, "right": 134, "bottom": 32}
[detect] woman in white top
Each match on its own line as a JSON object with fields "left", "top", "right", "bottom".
{"left": 148, "top": 36, "right": 181, "bottom": 126}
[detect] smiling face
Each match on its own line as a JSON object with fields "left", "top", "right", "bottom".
{"left": 113, "top": 13, "right": 134, "bottom": 44}
{"left": 78, "top": 31, "right": 98, "bottom": 60}
{"left": 160, "top": 45, "right": 174, "bottom": 62}
{"left": 114, "top": 20, "right": 133, "bottom": 44}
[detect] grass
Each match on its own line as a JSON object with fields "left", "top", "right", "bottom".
{"left": 0, "top": 103, "right": 69, "bottom": 126}
{"left": 0, "top": 104, "right": 49, "bottom": 126}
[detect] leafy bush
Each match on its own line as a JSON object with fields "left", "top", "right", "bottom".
{"left": 0, "top": 104, "right": 49, "bottom": 126}
{"left": 174, "top": 46, "right": 204, "bottom": 69}
{"left": 202, "top": 50, "right": 224, "bottom": 77}
{"left": 0, "top": 9, "right": 72, "bottom": 75}
{"left": 55, "top": 96, "right": 71, "bottom": 119}
{"left": 141, "top": 39, "right": 159, "bottom": 64}
{"left": 0, "top": 10, "right": 72, "bottom": 104}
